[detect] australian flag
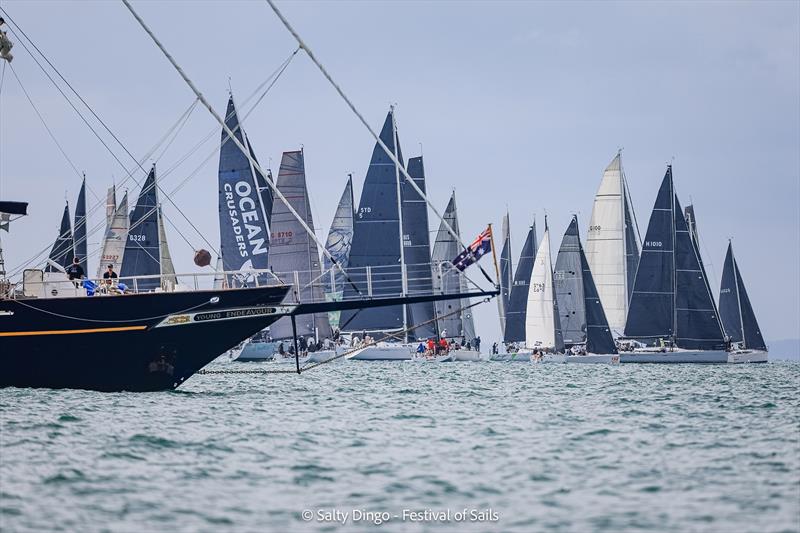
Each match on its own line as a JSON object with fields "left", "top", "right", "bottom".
{"left": 452, "top": 226, "right": 492, "bottom": 272}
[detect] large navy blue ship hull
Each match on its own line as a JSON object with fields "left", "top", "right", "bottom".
{"left": 0, "top": 286, "right": 290, "bottom": 391}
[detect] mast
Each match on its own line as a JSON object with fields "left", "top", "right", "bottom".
{"left": 391, "top": 107, "right": 408, "bottom": 339}
{"left": 670, "top": 166, "right": 677, "bottom": 344}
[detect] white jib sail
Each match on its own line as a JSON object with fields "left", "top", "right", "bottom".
{"left": 97, "top": 191, "right": 129, "bottom": 279}
{"left": 525, "top": 227, "right": 557, "bottom": 349}
{"left": 585, "top": 153, "right": 627, "bottom": 334}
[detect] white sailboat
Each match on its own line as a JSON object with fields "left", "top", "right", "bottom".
{"left": 584, "top": 152, "right": 640, "bottom": 336}
{"left": 524, "top": 217, "right": 566, "bottom": 363}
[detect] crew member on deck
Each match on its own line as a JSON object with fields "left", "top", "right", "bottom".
{"left": 66, "top": 257, "right": 84, "bottom": 284}
{"left": 103, "top": 264, "right": 118, "bottom": 287}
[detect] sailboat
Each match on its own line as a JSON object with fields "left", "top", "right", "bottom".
{"left": 620, "top": 165, "right": 728, "bottom": 363}
{"left": 497, "top": 211, "right": 512, "bottom": 336}
{"left": 524, "top": 217, "right": 566, "bottom": 363}
{"left": 266, "top": 149, "right": 334, "bottom": 364}
{"left": 45, "top": 202, "right": 74, "bottom": 273}
{"left": 341, "top": 110, "right": 414, "bottom": 361}
{"left": 430, "top": 192, "right": 481, "bottom": 361}
{"left": 585, "top": 153, "right": 641, "bottom": 336}
{"left": 73, "top": 177, "right": 87, "bottom": 275}
{"left": 720, "top": 241, "right": 768, "bottom": 363}
{"left": 97, "top": 187, "right": 129, "bottom": 278}
{"left": 119, "top": 166, "right": 177, "bottom": 292}
{"left": 498, "top": 219, "right": 537, "bottom": 361}
{"left": 323, "top": 175, "right": 355, "bottom": 329}
{"left": 554, "top": 216, "right": 619, "bottom": 364}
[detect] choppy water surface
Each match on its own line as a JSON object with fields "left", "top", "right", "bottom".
{"left": 1, "top": 360, "right": 798, "bottom": 532}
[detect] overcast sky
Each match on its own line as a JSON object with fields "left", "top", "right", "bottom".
{"left": 1, "top": 1, "right": 798, "bottom": 342}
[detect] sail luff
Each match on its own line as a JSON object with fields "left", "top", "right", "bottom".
{"left": 105, "top": 185, "right": 117, "bottom": 228}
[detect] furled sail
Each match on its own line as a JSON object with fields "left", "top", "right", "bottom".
{"left": 267, "top": 150, "right": 331, "bottom": 340}
{"left": 497, "top": 212, "right": 512, "bottom": 335}
{"left": 323, "top": 176, "right": 355, "bottom": 329}
{"left": 525, "top": 221, "right": 564, "bottom": 351}
{"left": 554, "top": 216, "right": 586, "bottom": 346}
{"left": 402, "top": 156, "right": 436, "bottom": 340}
{"left": 340, "top": 111, "right": 404, "bottom": 332}
{"left": 504, "top": 220, "right": 537, "bottom": 343}
{"left": 46, "top": 202, "right": 74, "bottom": 272}
{"left": 73, "top": 177, "right": 87, "bottom": 274}
{"left": 719, "top": 241, "right": 766, "bottom": 351}
{"left": 120, "top": 167, "right": 161, "bottom": 291}
{"left": 624, "top": 166, "right": 725, "bottom": 349}
{"left": 585, "top": 153, "right": 640, "bottom": 334}
{"left": 432, "top": 193, "right": 465, "bottom": 339}
{"left": 580, "top": 245, "right": 617, "bottom": 354}
{"left": 97, "top": 191, "right": 128, "bottom": 278}
{"left": 217, "top": 96, "right": 271, "bottom": 282}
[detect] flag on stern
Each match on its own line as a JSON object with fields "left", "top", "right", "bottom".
{"left": 452, "top": 226, "right": 492, "bottom": 272}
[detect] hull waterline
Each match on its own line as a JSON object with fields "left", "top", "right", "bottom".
{"left": 619, "top": 350, "right": 729, "bottom": 364}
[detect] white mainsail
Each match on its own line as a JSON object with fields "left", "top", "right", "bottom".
{"left": 585, "top": 153, "right": 640, "bottom": 335}
{"left": 525, "top": 225, "right": 563, "bottom": 350}
{"left": 105, "top": 185, "right": 116, "bottom": 228}
{"left": 97, "top": 191, "right": 129, "bottom": 278}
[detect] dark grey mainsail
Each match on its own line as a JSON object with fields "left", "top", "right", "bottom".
{"left": 719, "top": 242, "right": 766, "bottom": 351}
{"left": 504, "top": 220, "right": 537, "bottom": 343}
{"left": 217, "top": 96, "right": 270, "bottom": 278}
{"left": 623, "top": 183, "right": 641, "bottom": 299}
{"left": 323, "top": 175, "right": 355, "bottom": 328}
{"left": 580, "top": 246, "right": 617, "bottom": 354}
{"left": 73, "top": 177, "right": 87, "bottom": 274}
{"left": 432, "top": 193, "right": 465, "bottom": 339}
{"left": 46, "top": 203, "right": 74, "bottom": 272}
{"left": 268, "top": 150, "right": 331, "bottom": 340}
{"left": 402, "top": 156, "right": 436, "bottom": 340}
{"left": 340, "top": 111, "right": 404, "bottom": 332}
{"left": 554, "top": 216, "right": 586, "bottom": 346}
{"left": 497, "top": 212, "right": 512, "bottom": 335}
{"left": 120, "top": 167, "right": 161, "bottom": 291}
{"left": 625, "top": 166, "right": 725, "bottom": 350}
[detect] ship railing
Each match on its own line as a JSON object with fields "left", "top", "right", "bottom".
{"left": 6, "top": 261, "right": 487, "bottom": 304}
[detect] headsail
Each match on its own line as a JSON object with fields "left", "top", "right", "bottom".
{"left": 217, "top": 96, "right": 271, "bottom": 280}
{"left": 105, "top": 185, "right": 117, "bottom": 228}
{"left": 267, "top": 150, "right": 331, "bottom": 340}
{"left": 525, "top": 221, "right": 564, "bottom": 351}
{"left": 497, "top": 211, "right": 512, "bottom": 335}
{"left": 120, "top": 167, "right": 161, "bottom": 291}
{"left": 73, "top": 177, "right": 87, "bottom": 274}
{"left": 504, "top": 220, "right": 536, "bottom": 343}
{"left": 580, "top": 245, "right": 617, "bottom": 354}
{"left": 97, "top": 191, "right": 128, "bottom": 278}
{"left": 340, "top": 111, "right": 404, "bottom": 332}
{"left": 432, "top": 193, "right": 465, "bottom": 339}
{"left": 555, "top": 216, "right": 586, "bottom": 346}
{"left": 323, "top": 176, "right": 355, "bottom": 329}
{"left": 719, "top": 242, "right": 766, "bottom": 351}
{"left": 46, "top": 202, "right": 74, "bottom": 271}
{"left": 157, "top": 205, "right": 177, "bottom": 288}
{"left": 585, "top": 153, "right": 640, "bottom": 334}
{"left": 402, "top": 156, "right": 436, "bottom": 340}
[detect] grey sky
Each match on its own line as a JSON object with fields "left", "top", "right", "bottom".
{"left": 1, "top": 1, "right": 798, "bottom": 342}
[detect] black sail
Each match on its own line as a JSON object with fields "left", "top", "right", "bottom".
{"left": 719, "top": 242, "right": 766, "bottom": 350}
{"left": 403, "top": 156, "right": 436, "bottom": 340}
{"left": 120, "top": 167, "right": 161, "bottom": 291}
{"left": 623, "top": 185, "right": 640, "bottom": 299}
{"left": 46, "top": 203, "right": 74, "bottom": 271}
{"left": 73, "top": 177, "right": 87, "bottom": 274}
{"left": 624, "top": 167, "right": 675, "bottom": 343}
{"left": 504, "top": 221, "right": 537, "bottom": 343}
{"left": 340, "top": 111, "right": 404, "bottom": 332}
{"left": 554, "top": 216, "right": 586, "bottom": 346}
{"left": 581, "top": 247, "right": 617, "bottom": 354}
{"left": 673, "top": 194, "right": 725, "bottom": 349}
{"left": 497, "top": 212, "right": 513, "bottom": 334}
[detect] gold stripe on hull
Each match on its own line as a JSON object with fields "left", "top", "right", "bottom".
{"left": 0, "top": 325, "right": 147, "bottom": 337}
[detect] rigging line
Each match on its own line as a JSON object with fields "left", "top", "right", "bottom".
{"left": 0, "top": 12, "right": 218, "bottom": 257}
{"left": 11, "top": 295, "right": 216, "bottom": 323}
{"left": 7, "top": 63, "right": 84, "bottom": 181}
{"left": 164, "top": 48, "right": 298, "bottom": 196}
{"left": 264, "top": 0, "right": 497, "bottom": 288}
{"left": 154, "top": 98, "right": 199, "bottom": 163}
{"left": 121, "top": 0, "right": 364, "bottom": 298}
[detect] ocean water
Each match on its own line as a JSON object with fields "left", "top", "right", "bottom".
{"left": 1, "top": 360, "right": 798, "bottom": 533}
